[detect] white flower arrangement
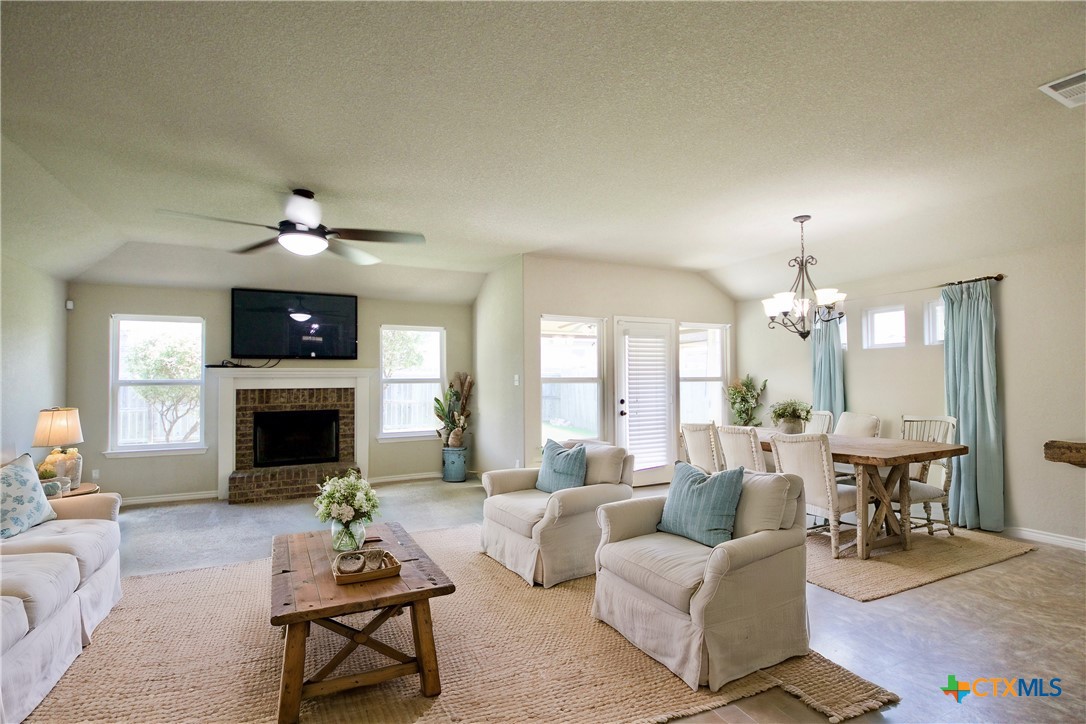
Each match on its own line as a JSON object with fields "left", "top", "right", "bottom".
{"left": 313, "top": 469, "right": 380, "bottom": 525}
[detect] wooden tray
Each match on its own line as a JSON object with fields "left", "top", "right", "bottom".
{"left": 331, "top": 549, "right": 401, "bottom": 585}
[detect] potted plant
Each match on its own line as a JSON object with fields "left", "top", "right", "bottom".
{"left": 726, "top": 374, "right": 767, "bottom": 426}
{"left": 435, "top": 372, "right": 473, "bottom": 482}
{"left": 770, "top": 400, "right": 813, "bottom": 434}
{"left": 313, "top": 469, "right": 380, "bottom": 552}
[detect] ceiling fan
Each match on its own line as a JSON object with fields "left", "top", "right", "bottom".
{"left": 164, "top": 189, "right": 424, "bottom": 266}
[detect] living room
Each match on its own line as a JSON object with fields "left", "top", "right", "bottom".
{"left": 2, "top": 2, "right": 1084, "bottom": 723}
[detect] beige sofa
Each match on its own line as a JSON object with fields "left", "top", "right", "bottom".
{"left": 593, "top": 471, "right": 808, "bottom": 691}
{"left": 0, "top": 492, "right": 122, "bottom": 723}
{"left": 481, "top": 441, "right": 633, "bottom": 587}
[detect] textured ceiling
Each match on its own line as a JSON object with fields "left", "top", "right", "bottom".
{"left": 2, "top": 2, "right": 1083, "bottom": 303}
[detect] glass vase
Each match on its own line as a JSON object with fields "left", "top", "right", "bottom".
{"left": 330, "top": 518, "right": 368, "bottom": 552}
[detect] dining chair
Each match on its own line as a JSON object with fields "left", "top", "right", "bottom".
{"left": 679, "top": 423, "right": 722, "bottom": 473}
{"left": 892, "top": 415, "right": 958, "bottom": 536}
{"left": 806, "top": 411, "right": 834, "bottom": 434}
{"left": 716, "top": 425, "right": 767, "bottom": 472}
{"left": 770, "top": 433, "right": 868, "bottom": 559}
{"left": 833, "top": 411, "right": 881, "bottom": 478}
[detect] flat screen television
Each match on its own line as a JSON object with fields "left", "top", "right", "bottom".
{"left": 231, "top": 288, "right": 358, "bottom": 360}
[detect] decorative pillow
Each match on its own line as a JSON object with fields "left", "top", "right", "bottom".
{"left": 561, "top": 440, "right": 627, "bottom": 484}
{"left": 658, "top": 462, "right": 745, "bottom": 547}
{"left": 536, "top": 439, "right": 587, "bottom": 494}
{"left": 1, "top": 454, "right": 57, "bottom": 539}
{"left": 732, "top": 472, "right": 793, "bottom": 538}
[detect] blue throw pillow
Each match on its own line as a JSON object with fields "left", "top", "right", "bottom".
{"left": 535, "top": 440, "right": 587, "bottom": 494}
{"left": 658, "top": 462, "right": 745, "bottom": 547}
{"left": 1, "top": 453, "right": 57, "bottom": 539}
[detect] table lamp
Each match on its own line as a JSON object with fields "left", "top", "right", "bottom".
{"left": 33, "top": 407, "right": 84, "bottom": 489}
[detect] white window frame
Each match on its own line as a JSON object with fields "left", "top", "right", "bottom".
{"left": 540, "top": 315, "right": 606, "bottom": 447}
{"left": 678, "top": 322, "right": 729, "bottom": 425}
{"left": 107, "top": 313, "right": 207, "bottom": 457}
{"left": 862, "top": 305, "right": 907, "bottom": 349}
{"left": 838, "top": 315, "right": 849, "bottom": 350}
{"left": 379, "top": 325, "right": 446, "bottom": 441}
{"left": 925, "top": 298, "right": 945, "bottom": 346}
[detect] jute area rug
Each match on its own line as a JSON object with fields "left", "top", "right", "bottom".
{"left": 30, "top": 524, "right": 898, "bottom": 724}
{"left": 806, "top": 527, "right": 1035, "bottom": 602}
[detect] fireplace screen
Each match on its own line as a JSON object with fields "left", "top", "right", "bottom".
{"left": 253, "top": 409, "right": 339, "bottom": 468}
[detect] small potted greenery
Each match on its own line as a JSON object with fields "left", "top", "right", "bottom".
{"left": 727, "top": 374, "right": 767, "bottom": 426}
{"left": 770, "top": 400, "right": 813, "bottom": 434}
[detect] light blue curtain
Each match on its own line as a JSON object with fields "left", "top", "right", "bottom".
{"left": 943, "top": 280, "right": 1004, "bottom": 531}
{"left": 811, "top": 317, "right": 845, "bottom": 424}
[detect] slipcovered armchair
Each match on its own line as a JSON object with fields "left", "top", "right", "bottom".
{"left": 592, "top": 471, "right": 809, "bottom": 691}
{"left": 481, "top": 441, "right": 634, "bottom": 588}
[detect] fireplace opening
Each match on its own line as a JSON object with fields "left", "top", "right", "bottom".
{"left": 253, "top": 410, "right": 339, "bottom": 468}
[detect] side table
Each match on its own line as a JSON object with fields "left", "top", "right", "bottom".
{"left": 63, "top": 483, "right": 100, "bottom": 497}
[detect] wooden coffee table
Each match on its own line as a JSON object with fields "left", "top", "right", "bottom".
{"left": 270, "top": 522, "right": 455, "bottom": 724}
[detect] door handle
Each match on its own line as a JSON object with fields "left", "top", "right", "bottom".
{"left": 619, "top": 410, "right": 627, "bottom": 416}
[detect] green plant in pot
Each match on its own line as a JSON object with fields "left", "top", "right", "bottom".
{"left": 727, "top": 374, "right": 767, "bottom": 426}
{"left": 435, "top": 372, "right": 473, "bottom": 482}
{"left": 770, "top": 399, "right": 813, "bottom": 434}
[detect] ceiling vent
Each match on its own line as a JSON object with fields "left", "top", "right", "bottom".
{"left": 1039, "top": 70, "right": 1086, "bottom": 108}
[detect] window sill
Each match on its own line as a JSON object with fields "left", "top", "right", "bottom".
{"left": 377, "top": 432, "right": 441, "bottom": 444}
{"left": 103, "top": 446, "right": 208, "bottom": 459}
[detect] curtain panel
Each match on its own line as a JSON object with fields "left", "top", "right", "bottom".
{"left": 942, "top": 280, "right": 1004, "bottom": 531}
{"left": 811, "top": 318, "right": 845, "bottom": 425}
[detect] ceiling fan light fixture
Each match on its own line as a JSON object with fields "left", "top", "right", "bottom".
{"left": 278, "top": 227, "right": 328, "bottom": 256}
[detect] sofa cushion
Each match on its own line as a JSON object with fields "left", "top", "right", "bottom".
{"left": 1, "top": 453, "right": 57, "bottom": 539}
{"left": 563, "top": 441, "right": 627, "bottom": 484}
{"left": 658, "top": 463, "right": 744, "bottom": 547}
{"left": 733, "top": 472, "right": 794, "bottom": 539}
{"left": 536, "top": 439, "right": 587, "bottom": 493}
{"left": 598, "top": 532, "right": 711, "bottom": 613}
{"left": 1, "top": 595, "right": 29, "bottom": 653}
{"left": 483, "top": 489, "right": 551, "bottom": 538}
{"left": 0, "top": 553, "right": 80, "bottom": 629}
{"left": 0, "top": 519, "right": 121, "bottom": 585}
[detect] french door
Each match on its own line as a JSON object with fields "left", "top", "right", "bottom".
{"left": 614, "top": 318, "right": 675, "bottom": 485}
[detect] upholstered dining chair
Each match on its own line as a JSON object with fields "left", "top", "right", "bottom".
{"left": 833, "top": 411, "right": 881, "bottom": 478}
{"left": 806, "top": 410, "right": 834, "bottom": 434}
{"left": 892, "top": 415, "right": 958, "bottom": 536}
{"left": 679, "top": 423, "right": 722, "bottom": 473}
{"left": 716, "top": 425, "right": 767, "bottom": 472}
{"left": 771, "top": 433, "right": 868, "bottom": 559}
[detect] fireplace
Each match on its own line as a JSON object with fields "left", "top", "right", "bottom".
{"left": 253, "top": 409, "right": 339, "bottom": 467}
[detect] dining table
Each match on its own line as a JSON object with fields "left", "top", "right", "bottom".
{"left": 757, "top": 430, "right": 968, "bottom": 559}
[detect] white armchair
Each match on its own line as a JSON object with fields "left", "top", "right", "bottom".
{"left": 592, "top": 471, "right": 808, "bottom": 691}
{"left": 481, "top": 442, "right": 633, "bottom": 588}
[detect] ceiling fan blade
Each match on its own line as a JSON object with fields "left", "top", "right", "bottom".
{"left": 158, "top": 208, "right": 279, "bottom": 231}
{"left": 329, "top": 228, "right": 425, "bottom": 244}
{"left": 234, "top": 237, "right": 280, "bottom": 254}
{"left": 327, "top": 238, "right": 381, "bottom": 266}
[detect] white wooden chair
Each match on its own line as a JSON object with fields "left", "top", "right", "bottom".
{"left": 892, "top": 415, "right": 958, "bottom": 535}
{"left": 833, "top": 411, "right": 881, "bottom": 478}
{"left": 716, "top": 425, "right": 767, "bottom": 472}
{"left": 806, "top": 410, "right": 834, "bottom": 434}
{"left": 679, "top": 423, "right": 722, "bottom": 473}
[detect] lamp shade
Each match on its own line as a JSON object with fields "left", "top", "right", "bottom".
{"left": 32, "top": 407, "right": 84, "bottom": 447}
{"left": 278, "top": 231, "right": 328, "bottom": 256}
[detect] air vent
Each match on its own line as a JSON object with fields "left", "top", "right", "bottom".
{"left": 1039, "top": 70, "right": 1086, "bottom": 108}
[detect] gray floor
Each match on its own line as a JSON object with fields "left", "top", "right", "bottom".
{"left": 117, "top": 478, "right": 1085, "bottom": 723}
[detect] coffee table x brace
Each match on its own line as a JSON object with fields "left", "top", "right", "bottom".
{"left": 270, "top": 522, "right": 455, "bottom": 723}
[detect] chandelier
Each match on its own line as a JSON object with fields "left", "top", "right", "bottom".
{"left": 761, "top": 215, "right": 846, "bottom": 340}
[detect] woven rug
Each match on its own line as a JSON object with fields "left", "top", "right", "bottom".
{"left": 806, "top": 527, "right": 1035, "bottom": 601}
{"left": 30, "top": 524, "right": 898, "bottom": 723}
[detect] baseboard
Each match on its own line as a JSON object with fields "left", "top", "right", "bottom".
{"left": 1003, "top": 526, "right": 1086, "bottom": 551}
{"left": 367, "top": 472, "right": 443, "bottom": 485}
{"left": 121, "top": 490, "right": 219, "bottom": 507}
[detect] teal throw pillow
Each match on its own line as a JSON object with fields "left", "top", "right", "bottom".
{"left": 536, "top": 440, "right": 588, "bottom": 494}
{"left": 1, "top": 453, "right": 57, "bottom": 539}
{"left": 658, "top": 462, "right": 745, "bottom": 547}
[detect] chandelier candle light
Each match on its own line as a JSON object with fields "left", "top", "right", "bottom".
{"left": 762, "top": 215, "right": 847, "bottom": 340}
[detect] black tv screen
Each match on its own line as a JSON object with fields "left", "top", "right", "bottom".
{"left": 231, "top": 288, "right": 358, "bottom": 360}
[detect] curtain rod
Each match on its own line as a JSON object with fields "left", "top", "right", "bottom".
{"left": 938, "top": 273, "right": 1005, "bottom": 288}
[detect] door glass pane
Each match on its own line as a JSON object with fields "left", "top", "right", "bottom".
{"left": 624, "top": 333, "right": 670, "bottom": 469}
{"left": 117, "top": 384, "right": 201, "bottom": 445}
{"left": 383, "top": 382, "right": 441, "bottom": 433}
{"left": 541, "top": 320, "right": 599, "bottom": 378}
{"left": 679, "top": 326, "right": 722, "bottom": 377}
{"left": 541, "top": 382, "right": 600, "bottom": 445}
{"left": 680, "top": 381, "right": 723, "bottom": 425}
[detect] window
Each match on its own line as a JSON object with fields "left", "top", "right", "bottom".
{"left": 380, "top": 326, "right": 445, "bottom": 437}
{"left": 839, "top": 315, "right": 848, "bottom": 350}
{"left": 862, "top": 305, "right": 906, "bottom": 349}
{"left": 541, "top": 316, "right": 603, "bottom": 445}
{"left": 678, "top": 323, "right": 727, "bottom": 425}
{"left": 925, "top": 298, "right": 945, "bottom": 345}
{"left": 110, "top": 315, "right": 205, "bottom": 453}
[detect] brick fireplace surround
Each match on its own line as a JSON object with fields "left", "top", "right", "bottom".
{"left": 228, "top": 387, "right": 356, "bottom": 504}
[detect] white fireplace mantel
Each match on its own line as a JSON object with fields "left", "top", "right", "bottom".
{"left": 207, "top": 367, "right": 376, "bottom": 500}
